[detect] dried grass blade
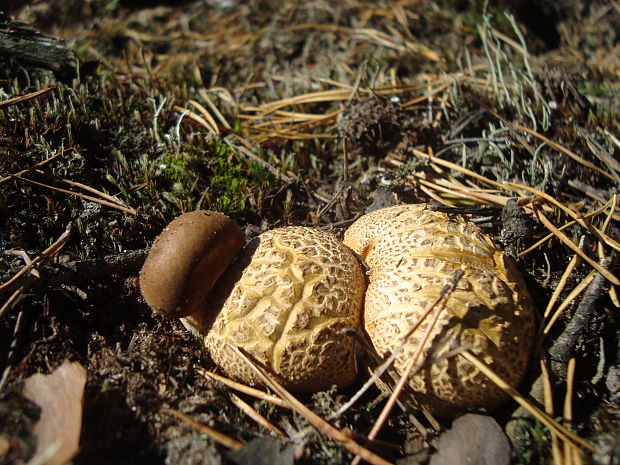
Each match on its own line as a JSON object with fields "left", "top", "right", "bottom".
{"left": 228, "top": 345, "right": 394, "bottom": 465}
{"left": 534, "top": 207, "right": 619, "bottom": 285}
{"left": 459, "top": 350, "right": 594, "bottom": 452}
{"left": 198, "top": 369, "right": 290, "bottom": 409}
{"left": 174, "top": 105, "right": 217, "bottom": 134}
{"left": 198, "top": 89, "right": 231, "bottom": 130}
{"left": 162, "top": 408, "right": 243, "bottom": 450}
{"left": 230, "top": 393, "right": 287, "bottom": 438}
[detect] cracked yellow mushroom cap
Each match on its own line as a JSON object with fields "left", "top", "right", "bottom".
{"left": 344, "top": 204, "right": 535, "bottom": 418}
{"left": 204, "top": 226, "right": 366, "bottom": 392}
{"left": 139, "top": 210, "right": 245, "bottom": 319}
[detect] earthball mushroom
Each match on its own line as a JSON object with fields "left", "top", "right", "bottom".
{"left": 343, "top": 204, "right": 535, "bottom": 418}
{"left": 204, "top": 226, "right": 366, "bottom": 392}
{"left": 140, "top": 212, "right": 366, "bottom": 392}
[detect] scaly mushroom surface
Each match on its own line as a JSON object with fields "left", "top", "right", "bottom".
{"left": 344, "top": 204, "right": 535, "bottom": 418}
{"left": 204, "top": 226, "right": 366, "bottom": 392}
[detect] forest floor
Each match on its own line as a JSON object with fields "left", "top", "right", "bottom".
{"left": 1, "top": 1, "right": 620, "bottom": 464}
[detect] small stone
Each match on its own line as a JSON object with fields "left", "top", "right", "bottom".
{"left": 429, "top": 413, "right": 511, "bottom": 465}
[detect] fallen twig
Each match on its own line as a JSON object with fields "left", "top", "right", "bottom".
{"left": 1, "top": 249, "right": 148, "bottom": 297}
{"left": 549, "top": 258, "right": 611, "bottom": 379}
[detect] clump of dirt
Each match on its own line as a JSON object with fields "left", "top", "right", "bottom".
{"left": 338, "top": 97, "right": 440, "bottom": 160}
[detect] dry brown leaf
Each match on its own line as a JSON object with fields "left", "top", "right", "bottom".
{"left": 22, "top": 360, "right": 86, "bottom": 465}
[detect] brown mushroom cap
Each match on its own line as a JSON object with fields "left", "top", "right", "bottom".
{"left": 139, "top": 210, "right": 245, "bottom": 319}
{"left": 344, "top": 204, "right": 535, "bottom": 418}
{"left": 204, "top": 226, "right": 366, "bottom": 392}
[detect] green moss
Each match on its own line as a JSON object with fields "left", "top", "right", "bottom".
{"left": 208, "top": 145, "right": 250, "bottom": 214}
{"left": 159, "top": 152, "right": 191, "bottom": 184}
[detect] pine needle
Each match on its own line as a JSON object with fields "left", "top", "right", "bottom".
{"left": 460, "top": 350, "right": 594, "bottom": 452}
{"left": 162, "top": 408, "right": 243, "bottom": 450}
{"left": 229, "top": 345, "right": 395, "bottom": 465}
{"left": 229, "top": 393, "right": 287, "bottom": 438}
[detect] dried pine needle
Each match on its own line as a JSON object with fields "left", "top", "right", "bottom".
{"left": 198, "top": 89, "right": 232, "bottom": 130}
{"left": 518, "top": 201, "right": 610, "bottom": 257}
{"left": 229, "top": 394, "right": 287, "bottom": 438}
{"left": 534, "top": 207, "right": 620, "bottom": 285}
{"left": 162, "top": 408, "right": 243, "bottom": 450}
{"left": 0, "top": 148, "right": 68, "bottom": 185}
{"left": 544, "top": 253, "right": 582, "bottom": 319}
{"left": 543, "top": 270, "right": 596, "bottom": 337}
{"left": 460, "top": 350, "right": 594, "bottom": 452}
{"left": 351, "top": 270, "right": 463, "bottom": 465}
{"left": 229, "top": 345, "right": 394, "bottom": 465}
{"left": 507, "top": 121, "right": 616, "bottom": 182}
{"left": 197, "top": 368, "right": 290, "bottom": 409}
{"left": 174, "top": 105, "right": 218, "bottom": 134}
{"left": 11, "top": 175, "right": 137, "bottom": 215}
{"left": 510, "top": 183, "right": 620, "bottom": 254}
{"left": 0, "top": 86, "right": 55, "bottom": 109}
{"left": 541, "top": 359, "right": 563, "bottom": 465}
{"left": 411, "top": 147, "right": 524, "bottom": 194}
{"left": 564, "top": 359, "right": 579, "bottom": 465}
{"left": 0, "top": 223, "right": 73, "bottom": 295}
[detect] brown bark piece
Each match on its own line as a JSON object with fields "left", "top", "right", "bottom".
{"left": 0, "top": 12, "right": 77, "bottom": 77}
